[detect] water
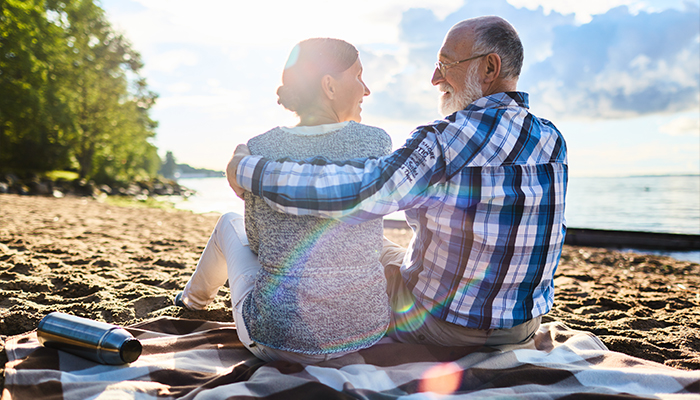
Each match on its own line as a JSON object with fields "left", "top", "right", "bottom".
{"left": 170, "top": 175, "right": 700, "bottom": 262}
{"left": 565, "top": 175, "right": 699, "bottom": 235}
{"left": 169, "top": 177, "right": 244, "bottom": 216}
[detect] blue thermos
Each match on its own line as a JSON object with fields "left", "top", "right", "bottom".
{"left": 37, "top": 312, "right": 142, "bottom": 365}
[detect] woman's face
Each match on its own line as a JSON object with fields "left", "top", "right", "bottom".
{"left": 332, "top": 59, "right": 370, "bottom": 123}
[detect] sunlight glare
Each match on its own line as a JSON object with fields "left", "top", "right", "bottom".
{"left": 418, "top": 362, "right": 463, "bottom": 394}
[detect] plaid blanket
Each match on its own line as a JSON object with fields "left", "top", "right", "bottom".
{"left": 2, "top": 318, "right": 698, "bottom": 399}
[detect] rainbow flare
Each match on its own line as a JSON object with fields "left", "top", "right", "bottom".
{"left": 258, "top": 219, "right": 388, "bottom": 352}
{"left": 386, "top": 265, "right": 487, "bottom": 336}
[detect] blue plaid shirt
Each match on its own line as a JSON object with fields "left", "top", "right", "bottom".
{"left": 237, "top": 92, "right": 568, "bottom": 329}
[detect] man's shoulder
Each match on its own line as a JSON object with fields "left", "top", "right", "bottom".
{"left": 434, "top": 93, "right": 566, "bottom": 172}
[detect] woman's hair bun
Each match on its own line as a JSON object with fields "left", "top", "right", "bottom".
{"left": 277, "top": 38, "right": 358, "bottom": 115}
{"left": 276, "top": 84, "right": 302, "bottom": 113}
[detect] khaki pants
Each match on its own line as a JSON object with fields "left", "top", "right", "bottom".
{"left": 380, "top": 238, "right": 540, "bottom": 347}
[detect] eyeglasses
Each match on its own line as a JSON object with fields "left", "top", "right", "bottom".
{"left": 435, "top": 53, "right": 489, "bottom": 77}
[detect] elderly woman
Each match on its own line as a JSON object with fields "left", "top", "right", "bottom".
{"left": 176, "top": 38, "right": 392, "bottom": 364}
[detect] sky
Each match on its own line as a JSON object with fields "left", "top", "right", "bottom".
{"left": 100, "top": 0, "right": 700, "bottom": 177}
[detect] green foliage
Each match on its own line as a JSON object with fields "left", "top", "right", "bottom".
{"left": 0, "top": 0, "right": 160, "bottom": 185}
{"left": 0, "top": 0, "right": 72, "bottom": 171}
{"left": 104, "top": 195, "right": 176, "bottom": 210}
{"left": 43, "top": 170, "right": 79, "bottom": 181}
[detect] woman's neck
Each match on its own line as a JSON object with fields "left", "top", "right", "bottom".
{"left": 297, "top": 110, "right": 341, "bottom": 127}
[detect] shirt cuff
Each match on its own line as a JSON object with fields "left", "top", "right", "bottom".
{"left": 236, "top": 155, "right": 266, "bottom": 195}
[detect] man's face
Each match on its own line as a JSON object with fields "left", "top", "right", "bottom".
{"left": 437, "top": 62, "right": 483, "bottom": 116}
{"left": 432, "top": 28, "right": 484, "bottom": 116}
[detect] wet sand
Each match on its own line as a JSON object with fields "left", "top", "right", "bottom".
{"left": 1, "top": 194, "right": 698, "bottom": 389}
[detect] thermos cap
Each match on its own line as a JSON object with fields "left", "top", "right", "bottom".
{"left": 120, "top": 338, "right": 142, "bottom": 364}
{"left": 99, "top": 326, "right": 143, "bottom": 364}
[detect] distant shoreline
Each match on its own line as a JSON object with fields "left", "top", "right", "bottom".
{"left": 176, "top": 172, "right": 225, "bottom": 179}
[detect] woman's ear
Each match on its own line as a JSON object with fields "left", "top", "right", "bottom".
{"left": 321, "top": 74, "right": 336, "bottom": 100}
{"left": 483, "top": 53, "right": 502, "bottom": 84}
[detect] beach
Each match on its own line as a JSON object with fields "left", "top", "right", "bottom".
{"left": 1, "top": 194, "right": 698, "bottom": 390}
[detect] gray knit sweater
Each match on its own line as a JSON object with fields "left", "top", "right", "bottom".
{"left": 242, "top": 121, "right": 392, "bottom": 354}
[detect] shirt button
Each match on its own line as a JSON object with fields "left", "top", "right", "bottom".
{"left": 418, "top": 334, "right": 426, "bottom": 341}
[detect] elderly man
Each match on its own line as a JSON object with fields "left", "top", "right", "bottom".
{"left": 229, "top": 16, "right": 567, "bottom": 347}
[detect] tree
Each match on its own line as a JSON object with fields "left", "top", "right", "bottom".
{"left": 59, "top": 0, "right": 159, "bottom": 183}
{"left": 160, "top": 151, "right": 177, "bottom": 180}
{"left": 0, "top": 0, "right": 74, "bottom": 171}
{"left": 0, "top": 0, "right": 160, "bottom": 184}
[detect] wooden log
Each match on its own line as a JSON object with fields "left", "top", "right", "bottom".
{"left": 383, "top": 220, "right": 700, "bottom": 251}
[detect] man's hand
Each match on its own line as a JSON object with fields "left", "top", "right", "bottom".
{"left": 226, "top": 144, "right": 251, "bottom": 199}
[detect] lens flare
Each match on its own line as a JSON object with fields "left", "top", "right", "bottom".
{"left": 387, "top": 296, "right": 429, "bottom": 335}
{"left": 284, "top": 44, "right": 300, "bottom": 70}
{"left": 259, "top": 220, "right": 386, "bottom": 352}
{"left": 387, "top": 273, "right": 485, "bottom": 336}
{"left": 418, "top": 362, "right": 463, "bottom": 394}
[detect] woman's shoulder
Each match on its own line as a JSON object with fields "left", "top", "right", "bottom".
{"left": 246, "top": 127, "right": 286, "bottom": 151}
{"left": 345, "top": 121, "right": 388, "bottom": 136}
{"left": 344, "top": 122, "right": 392, "bottom": 155}
{"left": 247, "top": 127, "right": 284, "bottom": 143}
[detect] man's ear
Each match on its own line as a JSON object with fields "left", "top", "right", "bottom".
{"left": 321, "top": 74, "right": 335, "bottom": 100}
{"left": 483, "top": 53, "right": 502, "bottom": 84}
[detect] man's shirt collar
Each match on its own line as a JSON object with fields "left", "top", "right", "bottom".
{"left": 465, "top": 91, "right": 529, "bottom": 112}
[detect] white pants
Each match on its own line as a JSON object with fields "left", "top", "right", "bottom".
{"left": 180, "top": 212, "right": 259, "bottom": 347}
{"left": 181, "top": 212, "right": 352, "bottom": 364}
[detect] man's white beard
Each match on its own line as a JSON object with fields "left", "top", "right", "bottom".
{"left": 439, "top": 62, "right": 483, "bottom": 116}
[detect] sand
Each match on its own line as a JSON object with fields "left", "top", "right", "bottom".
{"left": 1, "top": 194, "right": 699, "bottom": 390}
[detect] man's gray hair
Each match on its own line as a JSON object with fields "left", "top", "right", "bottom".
{"left": 472, "top": 19, "right": 523, "bottom": 80}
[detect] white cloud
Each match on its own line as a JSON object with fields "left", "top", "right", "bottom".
{"left": 166, "top": 82, "right": 192, "bottom": 93}
{"left": 506, "top": 0, "right": 635, "bottom": 23}
{"left": 106, "top": 0, "right": 464, "bottom": 51}
{"left": 506, "top": 0, "right": 690, "bottom": 23}
{"left": 155, "top": 89, "right": 248, "bottom": 117}
{"left": 144, "top": 49, "right": 198, "bottom": 74}
{"left": 523, "top": 4, "right": 700, "bottom": 119}
{"left": 100, "top": 0, "right": 699, "bottom": 175}
{"left": 358, "top": 0, "right": 700, "bottom": 121}
{"left": 111, "top": 0, "right": 700, "bottom": 122}
{"left": 660, "top": 116, "right": 700, "bottom": 137}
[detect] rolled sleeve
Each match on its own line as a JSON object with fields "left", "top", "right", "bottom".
{"left": 237, "top": 155, "right": 266, "bottom": 195}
